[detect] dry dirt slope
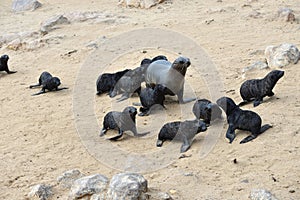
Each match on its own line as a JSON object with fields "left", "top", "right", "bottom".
{"left": 0, "top": 0, "right": 300, "bottom": 199}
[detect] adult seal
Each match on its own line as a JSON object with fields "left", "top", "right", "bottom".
{"left": 100, "top": 106, "right": 150, "bottom": 140}
{"left": 217, "top": 97, "right": 272, "bottom": 144}
{"left": 192, "top": 98, "right": 222, "bottom": 126}
{"left": 145, "top": 56, "right": 195, "bottom": 104}
{"left": 29, "top": 71, "right": 68, "bottom": 95}
{"left": 0, "top": 55, "right": 17, "bottom": 74}
{"left": 239, "top": 70, "right": 284, "bottom": 107}
{"left": 156, "top": 119, "right": 207, "bottom": 153}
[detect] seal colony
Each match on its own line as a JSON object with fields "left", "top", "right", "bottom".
{"left": 0, "top": 53, "right": 286, "bottom": 153}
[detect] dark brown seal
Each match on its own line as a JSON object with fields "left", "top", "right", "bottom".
{"left": 138, "top": 84, "right": 166, "bottom": 116}
{"left": 145, "top": 56, "right": 195, "bottom": 104}
{"left": 156, "top": 119, "right": 207, "bottom": 152}
{"left": 192, "top": 98, "right": 222, "bottom": 126}
{"left": 217, "top": 97, "right": 272, "bottom": 144}
{"left": 0, "top": 55, "right": 17, "bottom": 74}
{"left": 100, "top": 106, "right": 149, "bottom": 140}
{"left": 96, "top": 69, "right": 130, "bottom": 96}
{"left": 29, "top": 71, "right": 68, "bottom": 96}
{"left": 239, "top": 70, "right": 284, "bottom": 107}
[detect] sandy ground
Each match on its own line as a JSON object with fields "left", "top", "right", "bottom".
{"left": 0, "top": 0, "right": 300, "bottom": 199}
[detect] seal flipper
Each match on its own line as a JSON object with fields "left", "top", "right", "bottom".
{"left": 32, "top": 89, "right": 46, "bottom": 96}
{"left": 238, "top": 100, "right": 249, "bottom": 107}
{"left": 253, "top": 98, "right": 263, "bottom": 107}
{"left": 240, "top": 134, "right": 257, "bottom": 144}
{"left": 180, "top": 136, "right": 191, "bottom": 153}
{"left": 7, "top": 70, "right": 17, "bottom": 74}
{"left": 108, "top": 130, "right": 124, "bottom": 141}
{"left": 135, "top": 131, "right": 150, "bottom": 137}
{"left": 29, "top": 83, "right": 41, "bottom": 88}
{"left": 56, "top": 87, "right": 68, "bottom": 91}
{"left": 240, "top": 124, "right": 272, "bottom": 144}
{"left": 116, "top": 94, "right": 130, "bottom": 102}
{"left": 226, "top": 125, "right": 236, "bottom": 143}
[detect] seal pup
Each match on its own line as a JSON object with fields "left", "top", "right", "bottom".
{"left": 0, "top": 55, "right": 17, "bottom": 74}
{"left": 239, "top": 70, "right": 284, "bottom": 107}
{"left": 216, "top": 97, "right": 272, "bottom": 144}
{"left": 29, "top": 71, "right": 68, "bottom": 96}
{"left": 96, "top": 69, "right": 130, "bottom": 96}
{"left": 192, "top": 99, "right": 222, "bottom": 126}
{"left": 139, "top": 84, "right": 166, "bottom": 116}
{"left": 100, "top": 106, "right": 150, "bottom": 140}
{"left": 145, "top": 56, "right": 195, "bottom": 104}
{"left": 156, "top": 119, "right": 207, "bottom": 153}
{"left": 110, "top": 55, "right": 168, "bottom": 102}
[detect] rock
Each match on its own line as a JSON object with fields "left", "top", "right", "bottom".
{"left": 69, "top": 174, "right": 108, "bottom": 199}
{"left": 0, "top": 31, "right": 39, "bottom": 47}
{"left": 157, "top": 192, "right": 173, "bottom": 200}
{"left": 28, "top": 184, "right": 52, "bottom": 200}
{"left": 118, "top": 0, "right": 164, "bottom": 9}
{"left": 242, "top": 61, "right": 269, "bottom": 73}
{"left": 12, "top": 0, "right": 41, "bottom": 12}
{"left": 250, "top": 189, "right": 278, "bottom": 200}
{"left": 90, "top": 193, "right": 106, "bottom": 200}
{"left": 64, "top": 11, "right": 108, "bottom": 23}
{"left": 278, "top": 8, "right": 296, "bottom": 22}
{"left": 107, "top": 173, "right": 148, "bottom": 200}
{"left": 6, "top": 38, "right": 23, "bottom": 51}
{"left": 57, "top": 169, "right": 84, "bottom": 189}
{"left": 40, "top": 15, "right": 70, "bottom": 34}
{"left": 265, "top": 43, "right": 300, "bottom": 68}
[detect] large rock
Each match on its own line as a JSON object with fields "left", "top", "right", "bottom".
{"left": 12, "top": 0, "right": 42, "bottom": 12}
{"left": 28, "top": 184, "right": 52, "bottom": 200}
{"left": 40, "top": 15, "right": 70, "bottom": 34}
{"left": 107, "top": 173, "right": 148, "bottom": 200}
{"left": 242, "top": 61, "right": 269, "bottom": 73}
{"left": 277, "top": 8, "right": 296, "bottom": 22}
{"left": 69, "top": 174, "right": 108, "bottom": 199}
{"left": 57, "top": 169, "right": 84, "bottom": 189}
{"left": 250, "top": 189, "right": 278, "bottom": 200}
{"left": 118, "top": 0, "right": 164, "bottom": 9}
{"left": 265, "top": 43, "right": 300, "bottom": 68}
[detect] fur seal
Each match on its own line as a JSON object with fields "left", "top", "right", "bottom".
{"left": 29, "top": 71, "right": 68, "bottom": 96}
{"left": 192, "top": 99, "right": 222, "bottom": 126}
{"left": 96, "top": 69, "right": 129, "bottom": 96}
{"left": 100, "top": 106, "right": 149, "bottom": 140}
{"left": 138, "top": 84, "right": 166, "bottom": 116}
{"left": 0, "top": 55, "right": 17, "bottom": 74}
{"left": 110, "top": 55, "right": 168, "bottom": 102}
{"left": 145, "top": 56, "right": 195, "bottom": 104}
{"left": 239, "top": 70, "right": 284, "bottom": 107}
{"left": 216, "top": 97, "right": 272, "bottom": 144}
{"left": 156, "top": 119, "right": 207, "bottom": 152}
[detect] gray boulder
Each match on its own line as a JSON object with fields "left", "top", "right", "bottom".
{"left": 57, "top": 169, "right": 84, "bottom": 189}
{"left": 69, "top": 174, "right": 108, "bottom": 199}
{"left": 250, "top": 189, "right": 278, "bottom": 200}
{"left": 242, "top": 61, "right": 269, "bottom": 73}
{"left": 28, "top": 184, "right": 52, "bottom": 200}
{"left": 12, "top": 0, "right": 41, "bottom": 12}
{"left": 40, "top": 15, "right": 70, "bottom": 34}
{"left": 118, "top": 0, "right": 164, "bottom": 9}
{"left": 265, "top": 43, "right": 300, "bottom": 68}
{"left": 107, "top": 173, "right": 148, "bottom": 200}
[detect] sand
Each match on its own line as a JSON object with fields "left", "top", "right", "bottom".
{"left": 0, "top": 0, "right": 299, "bottom": 199}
